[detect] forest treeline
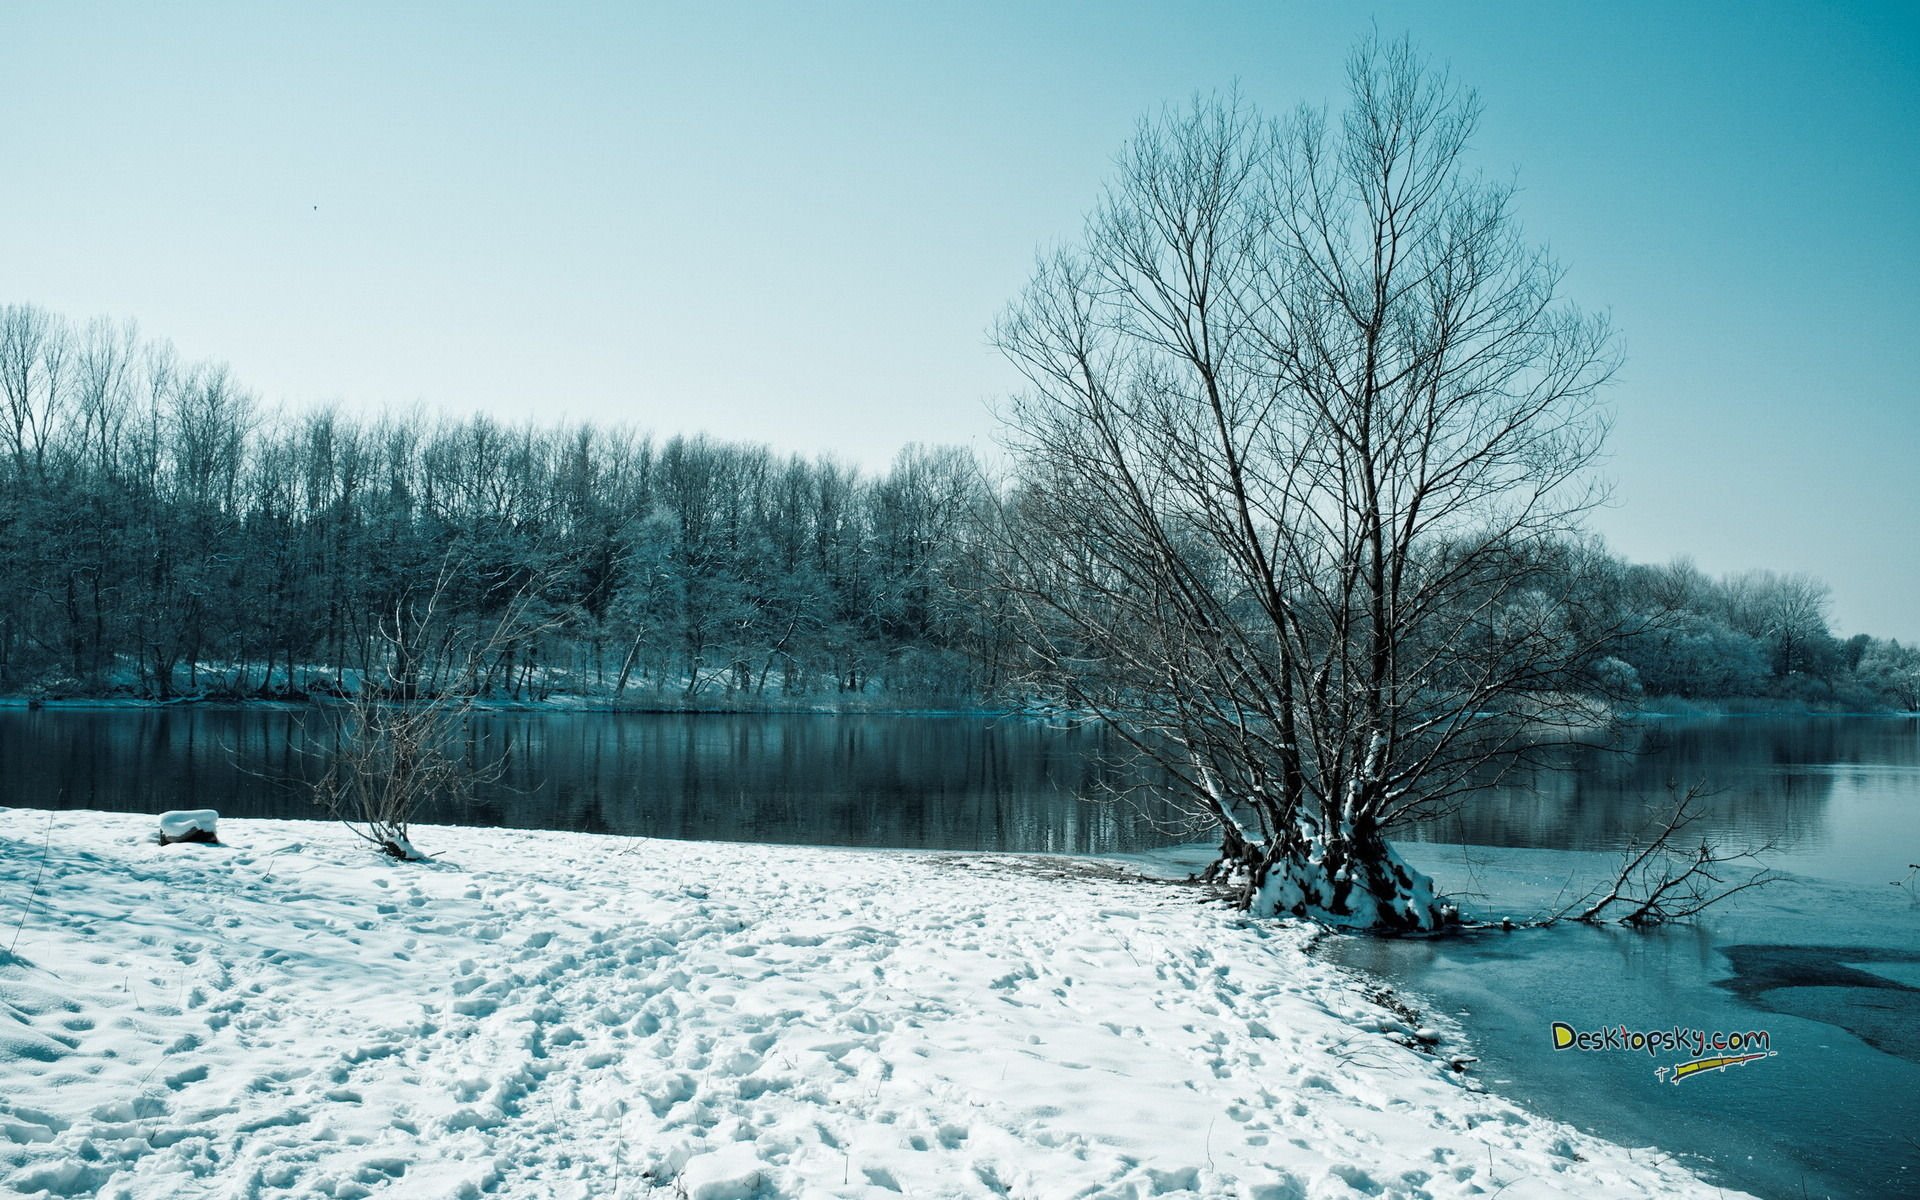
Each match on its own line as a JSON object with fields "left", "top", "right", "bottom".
{"left": 2, "top": 303, "right": 1917, "bottom": 710}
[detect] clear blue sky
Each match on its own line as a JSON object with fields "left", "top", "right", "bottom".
{"left": 3, "top": 2, "right": 1916, "bottom": 638}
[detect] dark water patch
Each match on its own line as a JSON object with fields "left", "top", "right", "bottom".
{"left": 1719, "top": 944, "right": 1920, "bottom": 1062}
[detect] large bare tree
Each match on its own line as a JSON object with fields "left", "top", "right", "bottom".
{"left": 994, "top": 38, "right": 1619, "bottom": 929}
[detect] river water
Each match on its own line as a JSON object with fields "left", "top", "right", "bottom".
{"left": 1326, "top": 716, "right": 1920, "bottom": 1200}
{"left": 0, "top": 708, "right": 1193, "bottom": 853}
{"left": 2, "top": 708, "right": 1915, "bottom": 1198}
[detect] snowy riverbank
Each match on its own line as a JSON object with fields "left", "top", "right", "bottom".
{"left": 1, "top": 810, "right": 1745, "bottom": 1199}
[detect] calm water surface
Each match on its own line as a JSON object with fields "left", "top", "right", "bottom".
{"left": 3, "top": 708, "right": 1916, "bottom": 1199}
{"left": 0, "top": 708, "right": 1193, "bottom": 853}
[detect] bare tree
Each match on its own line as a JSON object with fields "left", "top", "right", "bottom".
{"left": 313, "top": 556, "right": 557, "bottom": 859}
{"left": 1859, "top": 639, "right": 1920, "bottom": 711}
{"left": 1726, "top": 568, "right": 1834, "bottom": 680}
{"left": 994, "top": 37, "right": 1619, "bottom": 929}
{"left": 0, "top": 303, "right": 71, "bottom": 482}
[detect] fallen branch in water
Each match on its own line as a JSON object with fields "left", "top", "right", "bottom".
{"left": 1549, "top": 782, "right": 1779, "bottom": 928}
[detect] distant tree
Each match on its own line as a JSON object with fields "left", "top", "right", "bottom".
{"left": 1858, "top": 639, "right": 1920, "bottom": 711}
{"left": 870, "top": 444, "right": 991, "bottom": 696}
{"left": 0, "top": 303, "right": 70, "bottom": 481}
{"left": 1727, "top": 569, "right": 1834, "bottom": 681}
{"left": 1842, "top": 632, "right": 1872, "bottom": 674}
{"left": 1629, "top": 613, "right": 1769, "bottom": 699}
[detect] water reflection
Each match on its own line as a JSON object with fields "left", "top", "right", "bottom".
{"left": 1401, "top": 716, "right": 1920, "bottom": 881}
{"left": 5, "top": 712, "right": 1915, "bottom": 875}
{"left": 0, "top": 709, "right": 1196, "bottom": 855}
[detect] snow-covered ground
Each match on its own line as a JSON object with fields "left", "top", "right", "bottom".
{"left": 1, "top": 810, "right": 1744, "bottom": 1199}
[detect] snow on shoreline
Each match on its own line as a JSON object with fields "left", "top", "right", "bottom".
{"left": 1, "top": 810, "right": 1743, "bottom": 1199}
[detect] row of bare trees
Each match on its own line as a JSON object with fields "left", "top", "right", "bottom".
{"left": 2, "top": 295, "right": 1912, "bottom": 724}
{"left": 0, "top": 311, "right": 1006, "bottom": 704}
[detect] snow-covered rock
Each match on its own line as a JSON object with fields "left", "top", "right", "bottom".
{"left": 155, "top": 808, "right": 218, "bottom": 844}
{"left": 679, "top": 1142, "right": 769, "bottom": 1200}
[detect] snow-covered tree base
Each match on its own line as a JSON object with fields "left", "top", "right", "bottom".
{"left": 373, "top": 827, "right": 424, "bottom": 862}
{"left": 1215, "top": 821, "right": 1453, "bottom": 932}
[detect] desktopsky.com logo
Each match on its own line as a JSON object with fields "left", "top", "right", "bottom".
{"left": 1551, "top": 1021, "right": 1777, "bottom": 1085}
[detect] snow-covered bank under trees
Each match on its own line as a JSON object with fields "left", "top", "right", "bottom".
{"left": 0, "top": 810, "right": 1744, "bottom": 1199}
